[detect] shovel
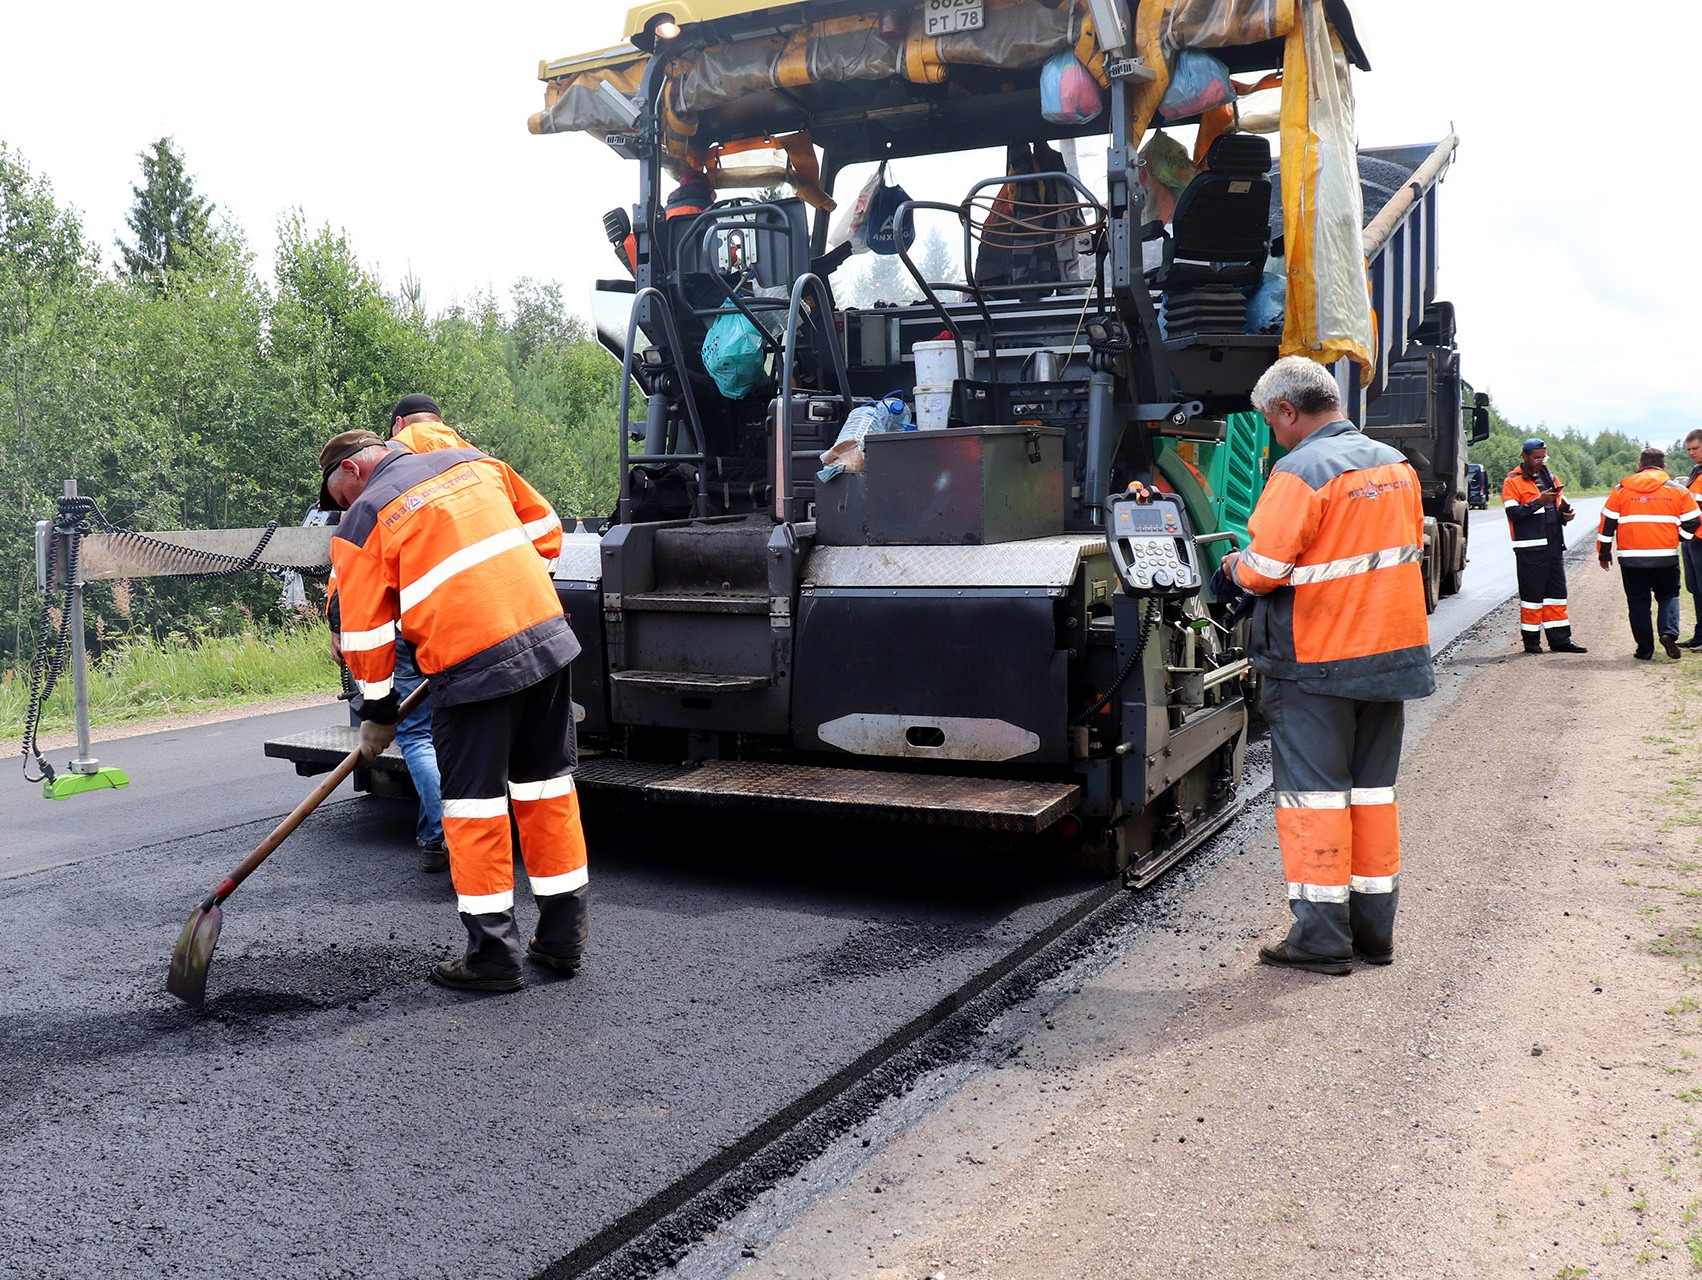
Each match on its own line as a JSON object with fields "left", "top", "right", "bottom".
{"left": 168, "top": 683, "right": 428, "bottom": 1007}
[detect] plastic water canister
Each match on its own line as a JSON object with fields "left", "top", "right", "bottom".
{"left": 912, "top": 339, "right": 962, "bottom": 388}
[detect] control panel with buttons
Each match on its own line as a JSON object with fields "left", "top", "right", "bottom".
{"left": 1105, "top": 489, "right": 1203, "bottom": 599}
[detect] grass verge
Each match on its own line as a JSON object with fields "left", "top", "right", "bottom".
{"left": 0, "top": 621, "right": 335, "bottom": 742}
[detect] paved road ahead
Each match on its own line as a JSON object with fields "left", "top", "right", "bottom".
{"left": 0, "top": 504, "right": 1572, "bottom": 1280}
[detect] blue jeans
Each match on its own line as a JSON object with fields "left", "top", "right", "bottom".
{"left": 392, "top": 641, "right": 443, "bottom": 847}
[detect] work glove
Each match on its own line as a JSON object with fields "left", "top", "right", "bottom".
{"left": 358, "top": 719, "right": 397, "bottom": 761}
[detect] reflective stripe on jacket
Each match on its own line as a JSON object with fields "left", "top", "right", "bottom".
{"left": 1233, "top": 419, "right": 1433, "bottom": 700}
{"left": 332, "top": 448, "right": 575, "bottom": 717}
{"left": 1599, "top": 468, "right": 1701, "bottom": 563}
{"left": 1502, "top": 467, "right": 1569, "bottom": 550}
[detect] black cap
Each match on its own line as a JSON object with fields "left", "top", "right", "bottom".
{"left": 318, "top": 430, "right": 386, "bottom": 510}
{"left": 390, "top": 393, "right": 441, "bottom": 424}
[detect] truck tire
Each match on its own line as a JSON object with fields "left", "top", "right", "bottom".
{"left": 1422, "top": 517, "right": 1440, "bottom": 614}
{"left": 1440, "top": 519, "right": 1466, "bottom": 597}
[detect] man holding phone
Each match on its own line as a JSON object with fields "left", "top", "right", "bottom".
{"left": 1502, "top": 437, "right": 1587, "bottom": 654}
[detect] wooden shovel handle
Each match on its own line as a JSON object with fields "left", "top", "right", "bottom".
{"left": 212, "top": 682, "right": 431, "bottom": 904}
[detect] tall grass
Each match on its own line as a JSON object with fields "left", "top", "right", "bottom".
{"left": 0, "top": 620, "right": 336, "bottom": 741}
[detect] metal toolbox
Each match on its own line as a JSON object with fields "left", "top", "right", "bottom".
{"left": 815, "top": 425, "right": 1064, "bottom": 546}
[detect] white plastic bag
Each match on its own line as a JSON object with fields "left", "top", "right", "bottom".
{"left": 827, "top": 166, "right": 884, "bottom": 255}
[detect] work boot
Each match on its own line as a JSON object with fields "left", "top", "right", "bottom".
{"left": 526, "top": 937, "right": 581, "bottom": 977}
{"left": 417, "top": 839, "right": 449, "bottom": 874}
{"left": 428, "top": 958, "right": 523, "bottom": 993}
{"left": 1353, "top": 945, "right": 1395, "bottom": 966}
{"left": 1257, "top": 940, "right": 1351, "bottom": 976}
{"left": 1662, "top": 636, "right": 1683, "bottom": 659}
{"left": 1635, "top": 649, "right": 1654, "bottom": 661}
{"left": 1684, "top": 633, "right": 1702, "bottom": 650}
{"left": 1548, "top": 640, "right": 1588, "bottom": 654}
{"left": 1523, "top": 642, "right": 1543, "bottom": 655}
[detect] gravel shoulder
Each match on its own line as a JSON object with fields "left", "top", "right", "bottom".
{"left": 721, "top": 554, "right": 1702, "bottom": 1279}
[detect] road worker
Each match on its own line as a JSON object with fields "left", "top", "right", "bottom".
{"left": 320, "top": 394, "right": 476, "bottom": 873}
{"left": 317, "top": 428, "right": 588, "bottom": 992}
{"left": 1681, "top": 429, "right": 1702, "bottom": 648}
{"left": 1598, "top": 446, "right": 1702, "bottom": 660}
{"left": 388, "top": 391, "right": 475, "bottom": 454}
{"left": 1502, "top": 438, "right": 1588, "bottom": 654}
{"left": 1220, "top": 356, "right": 1434, "bottom": 975}
{"left": 378, "top": 393, "right": 475, "bottom": 867}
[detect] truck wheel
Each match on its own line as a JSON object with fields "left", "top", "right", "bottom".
{"left": 1441, "top": 521, "right": 1466, "bottom": 597}
{"left": 1422, "top": 528, "right": 1440, "bottom": 614}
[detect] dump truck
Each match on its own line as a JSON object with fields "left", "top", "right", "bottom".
{"left": 267, "top": 0, "right": 1471, "bottom": 880}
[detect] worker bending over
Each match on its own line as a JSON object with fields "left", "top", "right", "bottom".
{"left": 318, "top": 428, "right": 588, "bottom": 993}
{"left": 1222, "top": 356, "right": 1435, "bottom": 975}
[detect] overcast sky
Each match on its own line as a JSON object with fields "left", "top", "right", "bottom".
{"left": 4, "top": 1, "right": 1694, "bottom": 443}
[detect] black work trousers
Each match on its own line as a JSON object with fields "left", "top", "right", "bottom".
{"left": 1619, "top": 561, "right": 1682, "bottom": 657}
{"left": 1514, "top": 544, "right": 1572, "bottom": 651}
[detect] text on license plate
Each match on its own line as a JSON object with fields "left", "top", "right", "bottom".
{"left": 923, "top": 0, "right": 984, "bottom": 37}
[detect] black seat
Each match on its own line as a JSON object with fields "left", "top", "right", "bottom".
{"left": 1161, "top": 133, "right": 1273, "bottom": 289}
{"left": 669, "top": 196, "right": 812, "bottom": 323}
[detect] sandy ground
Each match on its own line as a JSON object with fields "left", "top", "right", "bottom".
{"left": 720, "top": 555, "right": 1702, "bottom": 1280}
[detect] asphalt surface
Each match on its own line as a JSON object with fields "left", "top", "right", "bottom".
{"left": 0, "top": 774, "right": 1109, "bottom": 1279}
{"left": 0, "top": 503, "right": 1580, "bottom": 1280}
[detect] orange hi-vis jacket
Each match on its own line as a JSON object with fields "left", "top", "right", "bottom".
{"left": 1232, "top": 420, "right": 1434, "bottom": 700}
{"left": 1598, "top": 467, "right": 1701, "bottom": 564}
{"left": 393, "top": 418, "right": 474, "bottom": 454}
{"left": 331, "top": 448, "right": 576, "bottom": 721}
{"left": 326, "top": 429, "right": 477, "bottom": 627}
{"left": 1502, "top": 466, "right": 1572, "bottom": 550}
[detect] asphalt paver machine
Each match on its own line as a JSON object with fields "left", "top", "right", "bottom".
{"left": 271, "top": 0, "right": 1466, "bottom": 882}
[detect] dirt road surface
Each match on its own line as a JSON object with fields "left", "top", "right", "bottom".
{"left": 703, "top": 550, "right": 1702, "bottom": 1280}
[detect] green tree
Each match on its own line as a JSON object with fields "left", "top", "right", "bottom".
{"left": 116, "top": 137, "right": 218, "bottom": 291}
{"left": 0, "top": 144, "right": 116, "bottom": 662}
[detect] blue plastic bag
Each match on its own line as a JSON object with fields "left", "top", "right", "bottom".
{"left": 1041, "top": 51, "right": 1103, "bottom": 125}
{"left": 1243, "top": 271, "right": 1286, "bottom": 335}
{"left": 1159, "top": 49, "right": 1234, "bottom": 119}
{"left": 701, "top": 308, "right": 767, "bottom": 399}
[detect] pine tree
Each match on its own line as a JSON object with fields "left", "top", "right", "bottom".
{"left": 117, "top": 137, "right": 216, "bottom": 290}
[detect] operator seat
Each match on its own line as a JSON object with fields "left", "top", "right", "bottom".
{"left": 1155, "top": 132, "right": 1273, "bottom": 339}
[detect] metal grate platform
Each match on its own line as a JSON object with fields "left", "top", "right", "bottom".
{"left": 265, "top": 735, "right": 1079, "bottom": 834}
{"left": 602, "top": 758, "right": 1079, "bottom": 834}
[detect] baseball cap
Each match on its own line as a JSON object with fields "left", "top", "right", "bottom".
{"left": 390, "top": 393, "right": 441, "bottom": 423}
{"left": 318, "top": 430, "right": 385, "bottom": 510}
{"left": 1521, "top": 437, "right": 1545, "bottom": 453}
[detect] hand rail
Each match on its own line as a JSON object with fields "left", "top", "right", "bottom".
{"left": 774, "top": 272, "right": 852, "bottom": 524}
{"left": 616, "top": 286, "right": 709, "bottom": 524}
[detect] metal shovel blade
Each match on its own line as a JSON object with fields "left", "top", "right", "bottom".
{"left": 167, "top": 901, "right": 224, "bottom": 1008}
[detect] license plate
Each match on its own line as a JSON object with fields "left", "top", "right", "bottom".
{"left": 923, "top": 0, "right": 983, "bottom": 38}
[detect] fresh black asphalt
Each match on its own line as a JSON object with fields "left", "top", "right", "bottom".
{"left": 0, "top": 746, "right": 1106, "bottom": 1280}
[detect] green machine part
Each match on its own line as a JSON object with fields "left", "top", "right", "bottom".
{"left": 1154, "top": 410, "right": 1272, "bottom": 554}
{"left": 44, "top": 766, "right": 130, "bottom": 800}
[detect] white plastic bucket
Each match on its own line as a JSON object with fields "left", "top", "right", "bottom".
{"left": 914, "top": 386, "right": 953, "bottom": 431}
{"left": 912, "top": 339, "right": 966, "bottom": 388}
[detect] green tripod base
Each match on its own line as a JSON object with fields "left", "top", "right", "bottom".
{"left": 44, "top": 767, "right": 130, "bottom": 800}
